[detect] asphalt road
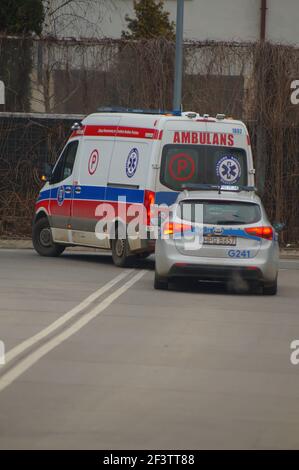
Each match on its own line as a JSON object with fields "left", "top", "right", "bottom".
{"left": 0, "top": 248, "right": 299, "bottom": 450}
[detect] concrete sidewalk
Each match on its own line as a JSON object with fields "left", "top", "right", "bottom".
{"left": 0, "top": 238, "right": 298, "bottom": 258}
{"left": 0, "top": 239, "right": 98, "bottom": 252}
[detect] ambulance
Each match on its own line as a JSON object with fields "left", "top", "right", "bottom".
{"left": 33, "top": 108, "right": 255, "bottom": 266}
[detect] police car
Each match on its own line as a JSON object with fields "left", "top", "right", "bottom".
{"left": 154, "top": 186, "right": 279, "bottom": 295}
{"left": 33, "top": 108, "right": 255, "bottom": 266}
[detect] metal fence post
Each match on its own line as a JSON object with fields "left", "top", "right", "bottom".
{"left": 173, "top": 0, "right": 184, "bottom": 113}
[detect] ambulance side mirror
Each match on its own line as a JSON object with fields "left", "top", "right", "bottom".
{"left": 41, "top": 163, "right": 53, "bottom": 183}
{"left": 273, "top": 222, "right": 285, "bottom": 233}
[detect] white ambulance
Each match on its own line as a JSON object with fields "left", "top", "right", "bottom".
{"left": 33, "top": 109, "right": 255, "bottom": 266}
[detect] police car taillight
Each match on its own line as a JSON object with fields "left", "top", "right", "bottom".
{"left": 245, "top": 226, "right": 273, "bottom": 240}
{"left": 163, "top": 222, "right": 192, "bottom": 236}
{"left": 144, "top": 190, "right": 155, "bottom": 226}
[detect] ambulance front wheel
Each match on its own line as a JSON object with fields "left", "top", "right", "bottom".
{"left": 32, "top": 217, "right": 65, "bottom": 257}
{"left": 111, "top": 232, "right": 131, "bottom": 267}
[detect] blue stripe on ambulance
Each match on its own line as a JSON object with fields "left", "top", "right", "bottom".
{"left": 39, "top": 187, "right": 179, "bottom": 205}
{"left": 38, "top": 185, "right": 144, "bottom": 204}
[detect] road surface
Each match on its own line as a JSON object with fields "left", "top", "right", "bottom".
{"left": 0, "top": 249, "right": 299, "bottom": 449}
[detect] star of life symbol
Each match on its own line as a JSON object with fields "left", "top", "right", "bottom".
{"left": 126, "top": 148, "right": 139, "bottom": 178}
{"left": 216, "top": 155, "right": 241, "bottom": 184}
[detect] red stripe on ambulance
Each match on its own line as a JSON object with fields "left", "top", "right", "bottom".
{"left": 83, "top": 125, "right": 162, "bottom": 140}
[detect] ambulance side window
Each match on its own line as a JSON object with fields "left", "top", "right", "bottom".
{"left": 51, "top": 141, "right": 79, "bottom": 184}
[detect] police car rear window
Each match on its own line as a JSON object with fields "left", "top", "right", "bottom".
{"left": 160, "top": 145, "right": 247, "bottom": 191}
{"left": 178, "top": 200, "right": 261, "bottom": 225}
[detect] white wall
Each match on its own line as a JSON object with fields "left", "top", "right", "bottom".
{"left": 99, "top": 0, "right": 260, "bottom": 42}
{"left": 165, "top": 0, "right": 260, "bottom": 42}
{"left": 47, "top": 0, "right": 299, "bottom": 46}
{"left": 267, "top": 0, "right": 299, "bottom": 46}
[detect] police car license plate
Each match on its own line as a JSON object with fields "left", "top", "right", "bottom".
{"left": 203, "top": 236, "right": 236, "bottom": 246}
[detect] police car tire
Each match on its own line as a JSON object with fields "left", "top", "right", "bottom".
{"left": 111, "top": 233, "right": 131, "bottom": 267}
{"left": 33, "top": 218, "right": 65, "bottom": 257}
{"left": 154, "top": 272, "right": 168, "bottom": 290}
{"left": 262, "top": 279, "right": 277, "bottom": 296}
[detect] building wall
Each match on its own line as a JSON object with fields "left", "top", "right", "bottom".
{"left": 164, "top": 0, "right": 260, "bottom": 42}
{"left": 267, "top": 0, "right": 299, "bottom": 45}
{"left": 74, "top": 0, "right": 298, "bottom": 45}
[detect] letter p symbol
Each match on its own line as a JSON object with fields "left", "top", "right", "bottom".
{"left": 177, "top": 158, "right": 188, "bottom": 175}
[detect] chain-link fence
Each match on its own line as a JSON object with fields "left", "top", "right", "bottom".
{"left": 0, "top": 113, "right": 81, "bottom": 236}
{"left": 0, "top": 37, "right": 298, "bottom": 243}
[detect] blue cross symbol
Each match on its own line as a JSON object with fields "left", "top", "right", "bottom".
{"left": 126, "top": 148, "right": 139, "bottom": 177}
{"left": 128, "top": 154, "right": 137, "bottom": 171}
{"left": 221, "top": 161, "right": 237, "bottom": 180}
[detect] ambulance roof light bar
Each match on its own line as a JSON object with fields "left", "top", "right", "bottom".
{"left": 96, "top": 106, "right": 181, "bottom": 116}
{"left": 216, "top": 113, "right": 226, "bottom": 120}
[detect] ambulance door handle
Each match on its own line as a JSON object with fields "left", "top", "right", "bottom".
{"left": 75, "top": 186, "right": 81, "bottom": 194}
{"left": 65, "top": 186, "right": 72, "bottom": 194}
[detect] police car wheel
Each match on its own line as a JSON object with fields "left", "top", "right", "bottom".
{"left": 154, "top": 271, "right": 168, "bottom": 290}
{"left": 111, "top": 234, "right": 131, "bottom": 267}
{"left": 32, "top": 218, "right": 65, "bottom": 257}
{"left": 262, "top": 278, "right": 278, "bottom": 295}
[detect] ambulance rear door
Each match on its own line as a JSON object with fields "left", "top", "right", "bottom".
{"left": 205, "top": 120, "right": 254, "bottom": 187}
{"left": 155, "top": 119, "right": 208, "bottom": 206}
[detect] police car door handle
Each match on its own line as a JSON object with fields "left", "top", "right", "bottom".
{"left": 64, "top": 186, "right": 72, "bottom": 194}
{"left": 75, "top": 186, "right": 81, "bottom": 194}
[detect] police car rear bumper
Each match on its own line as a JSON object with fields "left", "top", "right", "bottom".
{"left": 168, "top": 263, "right": 263, "bottom": 281}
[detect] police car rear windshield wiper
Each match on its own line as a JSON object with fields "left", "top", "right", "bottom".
{"left": 181, "top": 183, "right": 256, "bottom": 193}
{"left": 214, "top": 220, "right": 248, "bottom": 225}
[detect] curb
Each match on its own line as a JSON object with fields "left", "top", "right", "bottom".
{"left": 0, "top": 240, "right": 98, "bottom": 252}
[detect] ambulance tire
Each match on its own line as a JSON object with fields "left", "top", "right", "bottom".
{"left": 111, "top": 231, "right": 131, "bottom": 267}
{"left": 32, "top": 217, "right": 65, "bottom": 257}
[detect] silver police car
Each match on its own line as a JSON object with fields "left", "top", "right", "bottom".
{"left": 154, "top": 187, "right": 279, "bottom": 294}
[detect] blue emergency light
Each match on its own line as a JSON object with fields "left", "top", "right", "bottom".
{"left": 96, "top": 106, "right": 181, "bottom": 116}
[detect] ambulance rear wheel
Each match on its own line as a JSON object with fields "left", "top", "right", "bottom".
{"left": 33, "top": 218, "right": 65, "bottom": 257}
{"left": 111, "top": 232, "right": 131, "bottom": 267}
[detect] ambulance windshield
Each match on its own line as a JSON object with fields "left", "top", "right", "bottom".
{"left": 160, "top": 145, "right": 247, "bottom": 191}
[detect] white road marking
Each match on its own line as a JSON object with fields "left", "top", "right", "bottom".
{"left": 0, "top": 270, "right": 146, "bottom": 394}
{"left": 5, "top": 270, "right": 131, "bottom": 364}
